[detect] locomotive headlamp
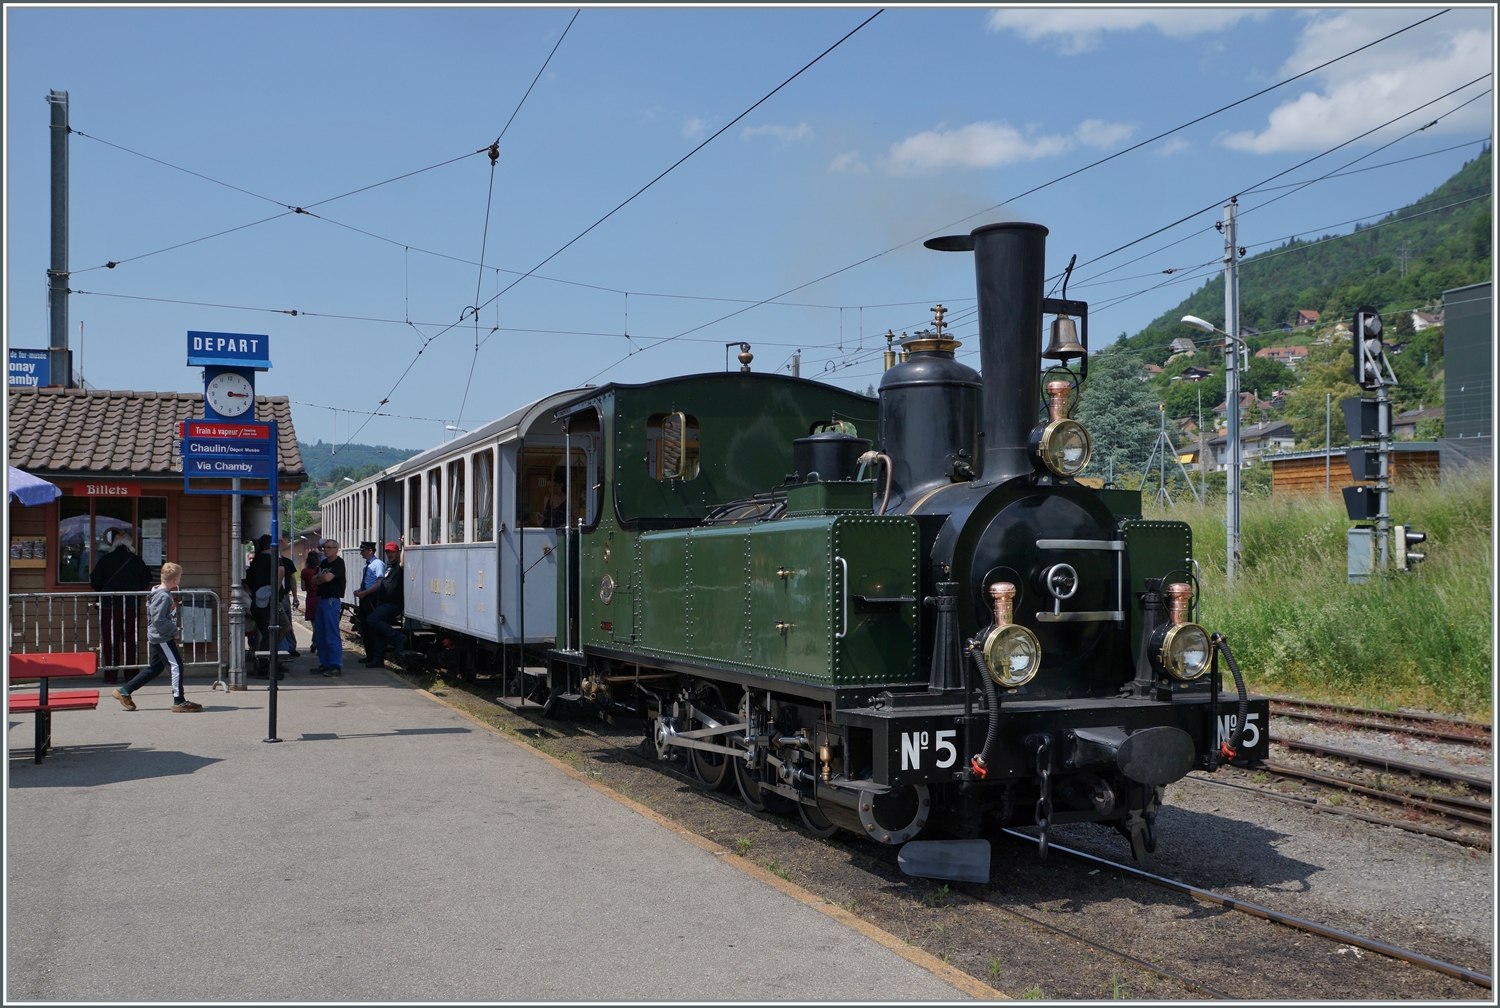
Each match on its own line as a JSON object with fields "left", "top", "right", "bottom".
{"left": 1034, "top": 381, "right": 1092, "bottom": 477}
{"left": 982, "top": 582, "right": 1041, "bottom": 688}
{"left": 1152, "top": 583, "right": 1209, "bottom": 680}
{"left": 1159, "top": 622, "right": 1211, "bottom": 680}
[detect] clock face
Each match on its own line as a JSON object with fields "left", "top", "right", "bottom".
{"left": 206, "top": 371, "right": 254, "bottom": 417}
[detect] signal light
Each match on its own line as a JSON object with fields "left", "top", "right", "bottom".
{"left": 1342, "top": 485, "right": 1381, "bottom": 521}
{"left": 1394, "top": 525, "right": 1427, "bottom": 571}
{"left": 1341, "top": 397, "right": 1380, "bottom": 441}
{"left": 1350, "top": 306, "right": 1396, "bottom": 390}
{"left": 1346, "top": 447, "right": 1380, "bottom": 481}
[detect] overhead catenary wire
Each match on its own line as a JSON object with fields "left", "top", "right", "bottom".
{"left": 457, "top": 10, "right": 581, "bottom": 427}
{"left": 337, "top": 8, "right": 885, "bottom": 450}
{"left": 579, "top": 11, "right": 1460, "bottom": 384}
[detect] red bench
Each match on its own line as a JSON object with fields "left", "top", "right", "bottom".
{"left": 9, "top": 652, "right": 99, "bottom": 763}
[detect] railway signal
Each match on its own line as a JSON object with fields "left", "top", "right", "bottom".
{"left": 1394, "top": 525, "right": 1427, "bottom": 571}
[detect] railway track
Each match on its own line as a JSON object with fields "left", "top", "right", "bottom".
{"left": 1000, "top": 830, "right": 1492, "bottom": 990}
{"left": 1269, "top": 697, "right": 1491, "bottom": 746}
{"left": 413, "top": 672, "right": 1489, "bottom": 999}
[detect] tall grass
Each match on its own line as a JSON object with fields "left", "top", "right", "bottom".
{"left": 1150, "top": 471, "right": 1493, "bottom": 717}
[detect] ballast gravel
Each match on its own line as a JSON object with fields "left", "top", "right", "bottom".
{"left": 1272, "top": 714, "right": 1493, "bottom": 780}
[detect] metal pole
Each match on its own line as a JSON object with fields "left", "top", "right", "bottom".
{"left": 47, "top": 90, "right": 70, "bottom": 388}
{"left": 563, "top": 423, "right": 572, "bottom": 652}
{"left": 266, "top": 421, "right": 282, "bottom": 743}
{"left": 791, "top": 353, "right": 801, "bottom": 378}
{"left": 228, "top": 479, "right": 247, "bottom": 690}
{"left": 1376, "top": 385, "right": 1391, "bottom": 573}
{"left": 1325, "top": 393, "right": 1332, "bottom": 497}
{"left": 1223, "top": 200, "right": 1242, "bottom": 584}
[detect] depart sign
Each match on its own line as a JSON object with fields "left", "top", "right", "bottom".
{"left": 186, "top": 331, "right": 272, "bottom": 370}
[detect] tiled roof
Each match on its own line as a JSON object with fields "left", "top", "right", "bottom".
{"left": 7, "top": 387, "right": 306, "bottom": 479}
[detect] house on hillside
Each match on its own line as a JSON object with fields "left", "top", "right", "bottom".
{"left": 1207, "top": 421, "right": 1295, "bottom": 470}
{"left": 1173, "top": 365, "right": 1213, "bottom": 383}
{"left": 1254, "top": 345, "right": 1309, "bottom": 366}
{"left": 1143, "top": 364, "right": 1162, "bottom": 378}
{"left": 1412, "top": 310, "right": 1443, "bottom": 331}
{"left": 1295, "top": 309, "right": 1321, "bottom": 327}
{"left": 1212, "top": 392, "right": 1272, "bottom": 424}
{"left": 1168, "top": 337, "right": 1197, "bottom": 354}
{"left": 1393, "top": 405, "right": 1444, "bottom": 439}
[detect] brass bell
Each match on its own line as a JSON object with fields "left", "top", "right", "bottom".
{"left": 1043, "top": 315, "right": 1086, "bottom": 362}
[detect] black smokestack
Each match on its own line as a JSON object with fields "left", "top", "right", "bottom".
{"left": 972, "top": 222, "right": 1047, "bottom": 483}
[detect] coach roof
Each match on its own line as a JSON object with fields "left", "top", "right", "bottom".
{"left": 382, "top": 387, "right": 592, "bottom": 481}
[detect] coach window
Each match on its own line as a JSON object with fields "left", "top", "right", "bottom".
{"left": 447, "top": 459, "right": 466, "bottom": 543}
{"left": 427, "top": 467, "right": 442, "bottom": 544}
{"left": 473, "top": 450, "right": 494, "bottom": 541}
{"left": 646, "top": 412, "right": 700, "bottom": 481}
{"left": 407, "top": 477, "right": 421, "bottom": 545}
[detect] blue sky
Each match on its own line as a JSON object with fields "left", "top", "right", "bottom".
{"left": 6, "top": 6, "right": 1493, "bottom": 450}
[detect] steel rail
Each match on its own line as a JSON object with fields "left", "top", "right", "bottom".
{"left": 1260, "top": 761, "right": 1493, "bottom": 824}
{"left": 1000, "top": 828, "right": 1493, "bottom": 988}
{"left": 1272, "top": 707, "right": 1490, "bottom": 746}
{"left": 1191, "top": 775, "right": 1489, "bottom": 850}
{"left": 1267, "top": 696, "right": 1491, "bottom": 732}
{"left": 1277, "top": 738, "right": 1492, "bottom": 791}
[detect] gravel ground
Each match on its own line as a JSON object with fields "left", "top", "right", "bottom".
{"left": 1272, "top": 715, "right": 1493, "bottom": 780}
{"left": 397, "top": 666, "right": 1494, "bottom": 1001}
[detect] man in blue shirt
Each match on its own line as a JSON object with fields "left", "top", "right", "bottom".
{"left": 352, "top": 541, "right": 386, "bottom": 662}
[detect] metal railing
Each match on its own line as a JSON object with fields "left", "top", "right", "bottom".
{"left": 8, "top": 590, "right": 222, "bottom": 685}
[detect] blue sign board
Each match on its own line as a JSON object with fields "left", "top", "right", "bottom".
{"left": 185, "top": 456, "right": 274, "bottom": 477}
{"left": 183, "top": 437, "right": 274, "bottom": 459}
{"left": 187, "top": 331, "right": 272, "bottom": 370}
{"left": 9, "top": 348, "right": 51, "bottom": 388}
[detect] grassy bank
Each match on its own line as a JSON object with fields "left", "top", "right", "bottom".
{"left": 1148, "top": 471, "right": 1493, "bottom": 718}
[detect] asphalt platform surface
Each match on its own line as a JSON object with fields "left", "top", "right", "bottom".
{"left": 7, "top": 648, "right": 966, "bottom": 1002}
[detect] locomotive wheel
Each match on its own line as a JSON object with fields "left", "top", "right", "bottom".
{"left": 689, "top": 682, "right": 736, "bottom": 793}
{"left": 798, "top": 801, "right": 841, "bottom": 839}
{"left": 733, "top": 757, "right": 795, "bottom": 815}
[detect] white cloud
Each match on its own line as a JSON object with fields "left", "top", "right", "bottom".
{"left": 1222, "top": 10, "right": 1493, "bottom": 154}
{"left": 681, "top": 117, "right": 706, "bottom": 139}
{"left": 1074, "top": 118, "right": 1134, "bottom": 148}
{"left": 989, "top": 8, "right": 1260, "bottom": 54}
{"left": 1158, "top": 137, "right": 1191, "bottom": 157}
{"left": 741, "top": 122, "right": 812, "bottom": 143}
{"left": 829, "top": 150, "right": 868, "bottom": 173}
{"left": 883, "top": 118, "right": 1131, "bottom": 174}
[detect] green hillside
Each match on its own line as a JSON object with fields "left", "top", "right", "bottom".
{"left": 297, "top": 440, "right": 423, "bottom": 483}
{"left": 1081, "top": 147, "right": 1491, "bottom": 468}
{"left": 1120, "top": 146, "right": 1490, "bottom": 365}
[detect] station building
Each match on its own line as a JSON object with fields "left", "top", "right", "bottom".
{"left": 7, "top": 386, "right": 306, "bottom": 676}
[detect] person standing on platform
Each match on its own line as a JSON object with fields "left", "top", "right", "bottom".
{"left": 312, "top": 539, "right": 347, "bottom": 676}
{"left": 351, "top": 541, "right": 386, "bottom": 657}
{"left": 243, "top": 534, "right": 276, "bottom": 656}
{"left": 276, "top": 538, "right": 300, "bottom": 659}
{"left": 301, "top": 547, "right": 322, "bottom": 652}
{"left": 110, "top": 562, "right": 201, "bottom": 712}
{"left": 91, "top": 529, "right": 151, "bottom": 675}
{"left": 363, "top": 542, "right": 405, "bottom": 667}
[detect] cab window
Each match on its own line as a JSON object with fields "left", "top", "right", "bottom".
{"left": 646, "top": 412, "right": 700, "bottom": 481}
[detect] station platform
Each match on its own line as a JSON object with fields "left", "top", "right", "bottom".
{"left": 7, "top": 650, "right": 970, "bottom": 1002}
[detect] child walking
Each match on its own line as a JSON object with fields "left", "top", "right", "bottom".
{"left": 111, "top": 562, "right": 202, "bottom": 712}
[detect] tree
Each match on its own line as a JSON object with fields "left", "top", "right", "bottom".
{"left": 1073, "top": 352, "right": 1158, "bottom": 479}
{"left": 1279, "top": 340, "right": 1363, "bottom": 448}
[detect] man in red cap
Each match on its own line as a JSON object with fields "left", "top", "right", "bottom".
{"left": 363, "top": 542, "right": 406, "bottom": 667}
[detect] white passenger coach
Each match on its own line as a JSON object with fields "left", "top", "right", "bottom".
{"left": 317, "top": 388, "right": 598, "bottom": 675}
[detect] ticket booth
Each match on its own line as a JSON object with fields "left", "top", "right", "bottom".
{"left": 7, "top": 387, "right": 307, "bottom": 678}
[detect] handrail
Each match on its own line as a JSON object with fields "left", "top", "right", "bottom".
{"left": 9, "top": 590, "right": 224, "bottom": 684}
{"left": 835, "top": 556, "right": 849, "bottom": 640}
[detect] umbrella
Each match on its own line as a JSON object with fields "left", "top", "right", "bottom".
{"left": 8, "top": 467, "right": 61, "bottom": 507}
